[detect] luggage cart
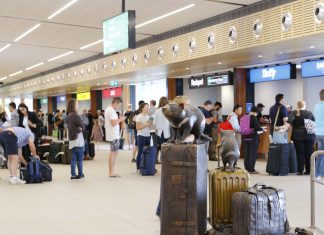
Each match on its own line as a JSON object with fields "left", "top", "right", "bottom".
{"left": 310, "top": 150, "right": 324, "bottom": 235}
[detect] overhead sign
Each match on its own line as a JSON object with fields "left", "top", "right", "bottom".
{"left": 110, "top": 80, "right": 119, "bottom": 87}
{"left": 41, "top": 98, "right": 48, "bottom": 105}
{"left": 301, "top": 59, "right": 324, "bottom": 78}
{"left": 77, "top": 92, "right": 90, "bottom": 101}
{"left": 56, "top": 96, "right": 66, "bottom": 103}
{"left": 249, "top": 64, "right": 296, "bottom": 83}
{"left": 103, "top": 11, "right": 136, "bottom": 55}
{"left": 189, "top": 72, "right": 233, "bottom": 89}
{"left": 103, "top": 87, "right": 123, "bottom": 98}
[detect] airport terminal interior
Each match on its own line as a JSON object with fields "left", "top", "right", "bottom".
{"left": 0, "top": 0, "right": 324, "bottom": 234}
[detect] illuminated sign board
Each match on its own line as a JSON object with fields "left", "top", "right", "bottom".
{"left": 250, "top": 64, "right": 296, "bottom": 83}
{"left": 301, "top": 59, "right": 324, "bottom": 78}
{"left": 77, "top": 92, "right": 90, "bottom": 101}
{"left": 189, "top": 72, "right": 233, "bottom": 89}
{"left": 103, "top": 87, "right": 123, "bottom": 98}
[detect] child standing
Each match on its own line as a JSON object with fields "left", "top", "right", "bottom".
{"left": 91, "top": 119, "right": 103, "bottom": 142}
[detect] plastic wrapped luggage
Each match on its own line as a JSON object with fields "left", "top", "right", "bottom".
{"left": 139, "top": 146, "right": 157, "bottom": 176}
{"left": 232, "top": 184, "right": 290, "bottom": 235}
{"left": 266, "top": 143, "right": 290, "bottom": 176}
{"left": 209, "top": 168, "right": 250, "bottom": 227}
{"left": 160, "top": 143, "right": 208, "bottom": 235}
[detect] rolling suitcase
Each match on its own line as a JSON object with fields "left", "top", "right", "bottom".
{"left": 232, "top": 184, "right": 290, "bottom": 235}
{"left": 266, "top": 143, "right": 290, "bottom": 176}
{"left": 288, "top": 143, "right": 298, "bottom": 173}
{"left": 160, "top": 143, "right": 208, "bottom": 235}
{"left": 89, "top": 142, "right": 95, "bottom": 159}
{"left": 209, "top": 168, "right": 250, "bottom": 227}
{"left": 139, "top": 146, "right": 157, "bottom": 176}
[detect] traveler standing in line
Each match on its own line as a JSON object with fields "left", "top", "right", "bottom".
{"left": 210, "top": 102, "right": 223, "bottom": 160}
{"left": 199, "top": 100, "right": 214, "bottom": 158}
{"left": 55, "top": 111, "right": 64, "bottom": 140}
{"left": 130, "top": 100, "right": 145, "bottom": 162}
{"left": 91, "top": 119, "right": 103, "bottom": 142}
{"left": 288, "top": 101, "right": 315, "bottom": 175}
{"left": 228, "top": 104, "right": 243, "bottom": 148}
{"left": 149, "top": 100, "right": 157, "bottom": 117}
{"left": 153, "top": 97, "right": 170, "bottom": 163}
{"left": 135, "top": 103, "right": 151, "bottom": 171}
{"left": 269, "top": 94, "right": 289, "bottom": 143}
{"left": 66, "top": 99, "right": 85, "bottom": 180}
{"left": 97, "top": 110, "right": 105, "bottom": 134}
{"left": 87, "top": 110, "right": 94, "bottom": 142}
{"left": 105, "top": 97, "right": 126, "bottom": 177}
{"left": 242, "top": 106, "right": 264, "bottom": 174}
{"left": 124, "top": 104, "right": 134, "bottom": 150}
{"left": 314, "top": 89, "right": 324, "bottom": 178}
{"left": 0, "top": 127, "right": 39, "bottom": 184}
{"left": 17, "top": 103, "right": 43, "bottom": 147}
{"left": 80, "top": 109, "right": 90, "bottom": 159}
{"left": 9, "top": 102, "right": 19, "bottom": 127}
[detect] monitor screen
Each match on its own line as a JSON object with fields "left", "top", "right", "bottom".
{"left": 301, "top": 59, "right": 324, "bottom": 78}
{"left": 250, "top": 64, "right": 296, "bottom": 83}
{"left": 103, "top": 11, "right": 136, "bottom": 55}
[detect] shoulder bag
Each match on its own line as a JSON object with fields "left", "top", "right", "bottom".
{"left": 272, "top": 106, "right": 288, "bottom": 144}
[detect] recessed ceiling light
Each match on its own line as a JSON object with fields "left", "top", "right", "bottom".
{"left": 97, "top": 83, "right": 100, "bottom": 86}
{"left": 0, "top": 76, "right": 8, "bottom": 81}
{"left": 278, "top": 51, "right": 283, "bottom": 55}
{"left": 136, "top": 3, "right": 195, "bottom": 29}
{"left": 14, "top": 24, "right": 41, "bottom": 42}
{"left": 25, "top": 62, "right": 44, "bottom": 71}
{"left": 218, "top": 62, "right": 222, "bottom": 65}
{"left": 48, "top": 51, "right": 74, "bottom": 62}
{"left": 9, "top": 70, "right": 23, "bottom": 77}
{"left": 310, "top": 45, "right": 315, "bottom": 49}
{"left": 258, "top": 54, "right": 263, "bottom": 58}
{"left": 0, "top": 44, "right": 11, "bottom": 53}
{"left": 48, "top": 0, "right": 79, "bottom": 20}
{"left": 186, "top": 68, "right": 190, "bottom": 70}
{"left": 80, "top": 39, "right": 103, "bottom": 50}
{"left": 296, "top": 64, "right": 301, "bottom": 69}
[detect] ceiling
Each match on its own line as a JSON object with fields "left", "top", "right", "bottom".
{"left": 0, "top": 0, "right": 263, "bottom": 84}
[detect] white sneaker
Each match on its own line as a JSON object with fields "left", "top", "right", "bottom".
{"left": 9, "top": 177, "right": 26, "bottom": 185}
{"left": 15, "top": 178, "right": 26, "bottom": 185}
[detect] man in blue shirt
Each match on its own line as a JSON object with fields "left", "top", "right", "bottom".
{"left": 0, "top": 127, "right": 39, "bottom": 185}
{"left": 314, "top": 89, "right": 324, "bottom": 178}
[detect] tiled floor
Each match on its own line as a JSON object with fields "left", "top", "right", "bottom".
{"left": 0, "top": 143, "right": 323, "bottom": 235}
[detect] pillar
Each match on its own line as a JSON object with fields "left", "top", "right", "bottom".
{"left": 90, "top": 90, "right": 98, "bottom": 117}
{"left": 167, "top": 78, "right": 183, "bottom": 101}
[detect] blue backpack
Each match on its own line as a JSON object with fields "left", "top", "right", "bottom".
{"left": 25, "top": 158, "right": 43, "bottom": 183}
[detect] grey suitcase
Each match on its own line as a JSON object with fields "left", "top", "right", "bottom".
{"left": 232, "top": 184, "right": 290, "bottom": 235}
{"left": 160, "top": 143, "right": 208, "bottom": 235}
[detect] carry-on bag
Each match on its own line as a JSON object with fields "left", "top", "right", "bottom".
{"left": 39, "top": 161, "right": 53, "bottom": 182}
{"left": 20, "top": 157, "right": 43, "bottom": 184}
{"left": 266, "top": 143, "right": 290, "bottom": 176}
{"left": 61, "top": 143, "right": 72, "bottom": 164}
{"left": 209, "top": 168, "right": 250, "bottom": 227}
{"left": 88, "top": 142, "right": 95, "bottom": 159}
{"left": 232, "top": 184, "right": 290, "bottom": 235}
{"left": 139, "top": 146, "right": 157, "bottom": 176}
{"left": 160, "top": 143, "right": 208, "bottom": 235}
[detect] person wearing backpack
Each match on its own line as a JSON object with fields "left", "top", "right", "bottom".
{"left": 241, "top": 106, "right": 264, "bottom": 174}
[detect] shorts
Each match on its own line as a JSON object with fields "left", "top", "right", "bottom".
{"left": 108, "top": 139, "right": 120, "bottom": 152}
{"left": 0, "top": 131, "right": 19, "bottom": 155}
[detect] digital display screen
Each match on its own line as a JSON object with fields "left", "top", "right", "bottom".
{"left": 301, "top": 59, "right": 324, "bottom": 78}
{"left": 103, "top": 11, "right": 136, "bottom": 55}
{"left": 250, "top": 64, "right": 296, "bottom": 83}
{"left": 56, "top": 96, "right": 66, "bottom": 103}
{"left": 188, "top": 72, "right": 233, "bottom": 89}
{"left": 77, "top": 92, "right": 90, "bottom": 101}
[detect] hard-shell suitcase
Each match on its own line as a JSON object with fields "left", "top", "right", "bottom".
{"left": 160, "top": 143, "right": 208, "bottom": 235}
{"left": 209, "top": 168, "right": 250, "bottom": 227}
{"left": 139, "top": 146, "right": 157, "bottom": 176}
{"left": 232, "top": 184, "right": 290, "bottom": 235}
{"left": 288, "top": 143, "right": 298, "bottom": 173}
{"left": 266, "top": 143, "right": 290, "bottom": 176}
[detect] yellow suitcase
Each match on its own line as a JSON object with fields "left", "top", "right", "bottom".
{"left": 209, "top": 168, "right": 250, "bottom": 227}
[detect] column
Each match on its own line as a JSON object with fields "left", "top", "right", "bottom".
{"left": 167, "top": 78, "right": 183, "bottom": 100}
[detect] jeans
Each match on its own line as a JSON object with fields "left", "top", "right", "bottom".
{"left": 316, "top": 135, "right": 324, "bottom": 178}
{"left": 136, "top": 135, "right": 150, "bottom": 170}
{"left": 294, "top": 140, "right": 315, "bottom": 174}
{"left": 71, "top": 146, "right": 85, "bottom": 177}
{"left": 243, "top": 138, "right": 259, "bottom": 172}
{"left": 84, "top": 141, "right": 89, "bottom": 155}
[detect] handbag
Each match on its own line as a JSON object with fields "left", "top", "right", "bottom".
{"left": 272, "top": 106, "right": 288, "bottom": 144}
{"left": 304, "top": 118, "right": 316, "bottom": 134}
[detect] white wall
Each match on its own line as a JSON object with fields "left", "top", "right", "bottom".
{"left": 102, "top": 98, "right": 113, "bottom": 111}
{"left": 78, "top": 100, "right": 91, "bottom": 113}
{"left": 183, "top": 79, "right": 234, "bottom": 115}
{"left": 135, "top": 79, "right": 167, "bottom": 106}
{"left": 304, "top": 76, "right": 324, "bottom": 112}
{"left": 57, "top": 102, "right": 66, "bottom": 111}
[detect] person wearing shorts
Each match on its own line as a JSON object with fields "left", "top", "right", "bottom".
{"left": 0, "top": 127, "right": 39, "bottom": 185}
{"left": 105, "top": 97, "right": 126, "bottom": 178}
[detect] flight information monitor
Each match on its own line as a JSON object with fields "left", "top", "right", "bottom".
{"left": 103, "top": 11, "right": 136, "bottom": 55}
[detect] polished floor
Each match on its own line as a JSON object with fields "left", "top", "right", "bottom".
{"left": 0, "top": 143, "right": 323, "bottom": 235}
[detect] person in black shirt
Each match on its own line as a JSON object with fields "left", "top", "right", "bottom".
{"left": 242, "top": 106, "right": 264, "bottom": 174}
{"left": 269, "top": 94, "right": 289, "bottom": 139}
{"left": 131, "top": 100, "right": 145, "bottom": 162}
{"left": 199, "top": 100, "right": 214, "bottom": 160}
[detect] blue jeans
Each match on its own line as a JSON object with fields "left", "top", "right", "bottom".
{"left": 136, "top": 135, "right": 150, "bottom": 170}
{"left": 71, "top": 146, "right": 85, "bottom": 177}
{"left": 316, "top": 135, "right": 324, "bottom": 178}
{"left": 84, "top": 141, "right": 89, "bottom": 155}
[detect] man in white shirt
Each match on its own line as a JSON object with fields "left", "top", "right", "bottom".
{"left": 228, "top": 104, "right": 243, "bottom": 148}
{"left": 105, "top": 97, "right": 126, "bottom": 178}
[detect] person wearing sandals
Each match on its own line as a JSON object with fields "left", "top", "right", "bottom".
{"left": 105, "top": 97, "right": 126, "bottom": 178}
{"left": 66, "top": 99, "right": 85, "bottom": 180}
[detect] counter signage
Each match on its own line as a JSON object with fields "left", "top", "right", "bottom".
{"left": 189, "top": 77, "right": 205, "bottom": 89}
{"left": 250, "top": 64, "right": 296, "bottom": 83}
{"left": 301, "top": 59, "right": 324, "bottom": 78}
{"left": 207, "top": 74, "right": 230, "bottom": 86}
{"left": 77, "top": 92, "right": 90, "bottom": 101}
{"left": 103, "top": 87, "right": 122, "bottom": 98}
{"left": 189, "top": 72, "right": 232, "bottom": 89}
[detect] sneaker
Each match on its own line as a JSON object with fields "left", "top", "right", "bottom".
{"left": 9, "top": 177, "right": 26, "bottom": 185}
{"left": 131, "top": 159, "right": 136, "bottom": 163}
{"left": 77, "top": 175, "right": 85, "bottom": 180}
{"left": 15, "top": 178, "right": 26, "bottom": 185}
{"left": 71, "top": 176, "right": 78, "bottom": 180}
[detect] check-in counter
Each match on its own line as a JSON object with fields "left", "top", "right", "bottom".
{"left": 258, "top": 123, "right": 271, "bottom": 155}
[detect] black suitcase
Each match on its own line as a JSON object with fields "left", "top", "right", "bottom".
{"left": 266, "top": 143, "right": 290, "bottom": 176}
{"left": 139, "top": 146, "right": 157, "bottom": 176}
{"left": 61, "top": 144, "right": 72, "bottom": 164}
{"left": 288, "top": 143, "right": 298, "bottom": 173}
{"left": 232, "top": 184, "right": 290, "bottom": 235}
{"left": 48, "top": 142, "right": 63, "bottom": 164}
{"left": 160, "top": 143, "right": 208, "bottom": 235}
{"left": 89, "top": 142, "right": 95, "bottom": 159}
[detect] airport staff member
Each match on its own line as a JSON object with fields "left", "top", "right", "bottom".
{"left": 0, "top": 127, "right": 39, "bottom": 185}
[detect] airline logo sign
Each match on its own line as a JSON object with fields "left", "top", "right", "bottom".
{"left": 302, "top": 59, "right": 324, "bottom": 78}
{"left": 189, "top": 78, "right": 204, "bottom": 88}
{"left": 250, "top": 64, "right": 294, "bottom": 83}
{"left": 103, "top": 87, "right": 122, "bottom": 98}
{"left": 189, "top": 73, "right": 232, "bottom": 89}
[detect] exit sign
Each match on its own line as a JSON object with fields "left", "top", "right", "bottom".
{"left": 110, "top": 80, "right": 118, "bottom": 86}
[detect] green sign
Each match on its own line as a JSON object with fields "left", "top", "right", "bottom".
{"left": 103, "top": 11, "right": 136, "bottom": 55}
{"left": 41, "top": 98, "right": 48, "bottom": 105}
{"left": 110, "top": 81, "right": 119, "bottom": 86}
